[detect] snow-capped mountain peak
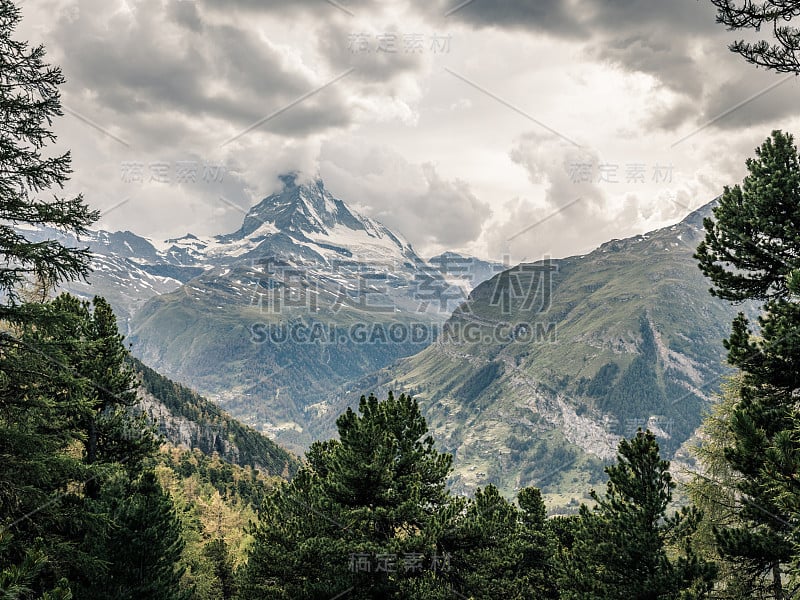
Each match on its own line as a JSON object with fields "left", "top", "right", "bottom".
{"left": 211, "top": 174, "right": 416, "bottom": 266}
{"left": 17, "top": 175, "right": 503, "bottom": 336}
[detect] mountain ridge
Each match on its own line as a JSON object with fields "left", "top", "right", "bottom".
{"left": 303, "top": 199, "right": 755, "bottom": 506}
{"left": 132, "top": 356, "right": 300, "bottom": 477}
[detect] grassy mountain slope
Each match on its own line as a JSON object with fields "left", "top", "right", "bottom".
{"left": 320, "top": 203, "right": 754, "bottom": 507}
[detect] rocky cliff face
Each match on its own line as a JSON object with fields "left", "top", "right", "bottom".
{"left": 138, "top": 388, "right": 245, "bottom": 466}
{"left": 132, "top": 358, "right": 299, "bottom": 477}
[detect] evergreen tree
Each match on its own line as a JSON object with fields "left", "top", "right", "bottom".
{"left": 0, "top": 0, "right": 97, "bottom": 317}
{"left": 445, "top": 485, "right": 523, "bottom": 598}
{"left": 202, "top": 538, "right": 236, "bottom": 600}
{"left": 559, "top": 430, "right": 715, "bottom": 600}
{"left": 695, "top": 130, "right": 800, "bottom": 597}
{"left": 688, "top": 376, "right": 762, "bottom": 599}
{"left": 709, "top": 1, "right": 800, "bottom": 73}
{"left": 240, "top": 392, "right": 460, "bottom": 599}
{"left": 49, "top": 295, "right": 156, "bottom": 492}
{"left": 88, "top": 470, "right": 188, "bottom": 600}
{"left": 1, "top": 293, "right": 181, "bottom": 596}
{"left": 0, "top": 304, "right": 101, "bottom": 593}
{"left": 443, "top": 484, "right": 557, "bottom": 599}
{"left": 516, "top": 486, "right": 558, "bottom": 598}
{"left": 0, "top": 5, "right": 190, "bottom": 596}
{"left": 0, "top": 530, "right": 72, "bottom": 600}
{"left": 45, "top": 295, "right": 186, "bottom": 599}
{"left": 696, "top": 130, "right": 800, "bottom": 304}
{"left": 0, "top": 2, "right": 100, "bottom": 591}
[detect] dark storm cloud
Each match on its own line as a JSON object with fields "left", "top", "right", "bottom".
{"left": 436, "top": 0, "right": 728, "bottom": 123}
{"left": 434, "top": 0, "right": 718, "bottom": 40}
{"left": 434, "top": 0, "right": 585, "bottom": 37}
{"left": 585, "top": 0, "right": 717, "bottom": 33}
{"left": 168, "top": 1, "right": 203, "bottom": 32}
{"left": 50, "top": 0, "right": 354, "bottom": 145}
{"left": 699, "top": 72, "right": 800, "bottom": 131}
{"left": 595, "top": 33, "right": 704, "bottom": 97}
{"left": 584, "top": 0, "right": 721, "bottom": 98}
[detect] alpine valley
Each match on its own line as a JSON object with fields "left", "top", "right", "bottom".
{"left": 40, "top": 176, "right": 752, "bottom": 509}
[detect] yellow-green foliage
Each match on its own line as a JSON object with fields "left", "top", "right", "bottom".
{"left": 155, "top": 445, "right": 283, "bottom": 598}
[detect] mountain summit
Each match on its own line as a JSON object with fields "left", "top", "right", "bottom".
{"left": 209, "top": 174, "right": 416, "bottom": 267}
{"left": 229, "top": 175, "right": 391, "bottom": 235}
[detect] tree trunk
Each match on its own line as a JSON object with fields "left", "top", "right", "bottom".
{"left": 773, "top": 562, "right": 784, "bottom": 600}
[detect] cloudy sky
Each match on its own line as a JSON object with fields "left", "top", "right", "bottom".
{"left": 17, "top": 0, "right": 800, "bottom": 262}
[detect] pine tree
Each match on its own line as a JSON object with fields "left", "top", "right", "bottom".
{"left": 559, "top": 430, "right": 716, "bottom": 600}
{"left": 88, "top": 470, "right": 188, "bottom": 600}
{"left": 695, "top": 130, "right": 800, "bottom": 597}
{"left": 240, "top": 392, "right": 460, "bottom": 599}
{"left": 709, "top": 1, "right": 800, "bottom": 73}
{"left": 1, "top": 292, "right": 179, "bottom": 596}
{"left": 51, "top": 295, "right": 156, "bottom": 491}
{"left": 0, "top": 0, "right": 97, "bottom": 317}
{"left": 47, "top": 295, "right": 185, "bottom": 599}
{"left": 202, "top": 538, "right": 236, "bottom": 600}
{"left": 445, "top": 485, "right": 522, "bottom": 597}
{"left": 516, "top": 486, "right": 558, "bottom": 598}
{"left": 0, "top": 2, "right": 99, "bottom": 591}
{"left": 0, "top": 305, "right": 101, "bottom": 593}
{"left": 442, "top": 484, "right": 557, "bottom": 599}
{"left": 0, "top": 529, "right": 73, "bottom": 600}
{"left": 696, "top": 130, "right": 800, "bottom": 303}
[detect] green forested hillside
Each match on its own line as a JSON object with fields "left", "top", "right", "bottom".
{"left": 132, "top": 357, "right": 299, "bottom": 477}
{"left": 154, "top": 445, "right": 282, "bottom": 598}
{"left": 129, "top": 274, "right": 437, "bottom": 453}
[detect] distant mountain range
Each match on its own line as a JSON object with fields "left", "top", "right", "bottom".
{"left": 129, "top": 175, "right": 503, "bottom": 452}
{"left": 15, "top": 224, "right": 200, "bottom": 332}
{"left": 29, "top": 174, "right": 502, "bottom": 453}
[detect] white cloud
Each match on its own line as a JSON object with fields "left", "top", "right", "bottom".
{"left": 320, "top": 139, "right": 491, "bottom": 255}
